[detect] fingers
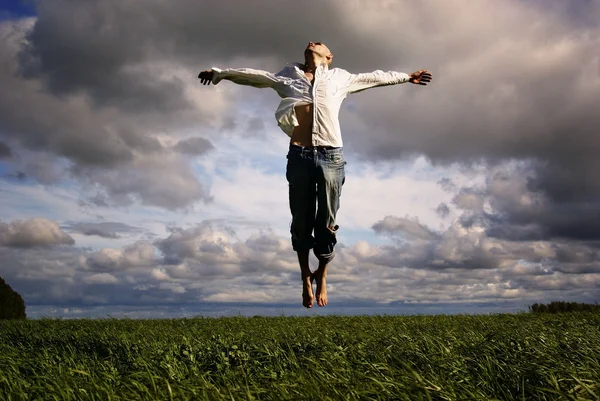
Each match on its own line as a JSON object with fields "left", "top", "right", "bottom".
{"left": 197, "top": 70, "right": 213, "bottom": 85}
{"left": 409, "top": 70, "right": 433, "bottom": 85}
{"left": 417, "top": 71, "right": 432, "bottom": 85}
{"left": 197, "top": 75, "right": 212, "bottom": 85}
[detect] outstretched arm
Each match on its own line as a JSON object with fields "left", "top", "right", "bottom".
{"left": 198, "top": 67, "right": 284, "bottom": 89}
{"left": 346, "top": 69, "right": 432, "bottom": 94}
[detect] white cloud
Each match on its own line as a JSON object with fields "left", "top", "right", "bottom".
{"left": 203, "top": 288, "right": 274, "bottom": 303}
{"left": 0, "top": 217, "right": 74, "bottom": 247}
{"left": 84, "top": 273, "right": 119, "bottom": 284}
{"left": 83, "top": 241, "right": 155, "bottom": 271}
{"left": 151, "top": 268, "right": 170, "bottom": 281}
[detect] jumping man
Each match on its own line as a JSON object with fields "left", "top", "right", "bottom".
{"left": 198, "top": 41, "right": 432, "bottom": 308}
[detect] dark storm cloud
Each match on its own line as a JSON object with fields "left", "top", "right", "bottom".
{"left": 1, "top": 18, "right": 212, "bottom": 209}
{"left": 173, "top": 137, "right": 214, "bottom": 155}
{"left": 15, "top": 0, "right": 348, "bottom": 110}
{"left": 0, "top": 29, "right": 133, "bottom": 167}
{"left": 324, "top": 1, "right": 600, "bottom": 245}
{"left": 441, "top": 164, "right": 600, "bottom": 243}
{"left": 339, "top": 1, "right": 600, "bottom": 167}
{"left": 11, "top": 0, "right": 436, "bottom": 133}
{"left": 0, "top": 140, "right": 11, "bottom": 158}
{"left": 17, "top": 2, "right": 190, "bottom": 113}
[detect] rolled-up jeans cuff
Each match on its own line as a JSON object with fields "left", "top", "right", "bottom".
{"left": 292, "top": 237, "right": 314, "bottom": 252}
{"left": 315, "top": 251, "right": 335, "bottom": 264}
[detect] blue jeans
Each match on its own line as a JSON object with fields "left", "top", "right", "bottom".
{"left": 286, "top": 144, "right": 346, "bottom": 263}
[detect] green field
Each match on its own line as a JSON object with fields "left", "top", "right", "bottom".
{"left": 1, "top": 313, "right": 599, "bottom": 400}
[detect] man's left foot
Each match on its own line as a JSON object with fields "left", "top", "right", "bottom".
{"left": 314, "top": 271, "right": 328, "bottom": 307}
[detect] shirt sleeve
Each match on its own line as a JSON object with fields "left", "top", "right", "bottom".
{"left": 345, "top": 70, "right": 411, "bottom": 94}
{"left": 211, "top": 67, "right": 284, "bottom": 89}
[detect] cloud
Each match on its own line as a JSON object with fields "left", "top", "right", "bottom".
{"left": 173, "top": 137, "right": 214, "bottom": 156}
{"left": 372, "top": 215, "right": 439, "bottom": 240}
{"left": 0, "top": 218, "right": 74, "bottom": 247}
{"left": 0, "top": 18, "right": 215, "bottom": 209}
{"left": 68, "top": 222, "right": 139, "bottom": 238}
{"left": 1, "top": 0, "right": 600, "bottom": 315}
{"left": 155, "top": 221, "right": 295, "bottom": 278}
{"left": 362, "top": 162, "right": 600, "bottom": 279}
{"left": 435, "top": 203, "right": 450, "bottom": 218}
{"left": 367, "top": 220, "right": 498, "bottom": 271}
{"left": 0, "top": 140, "right": 11, "bottom": 158}
{"left": 17, "top": 2, "right": 191, "bottom": 114}
{"left": 0, "top": 212, "right": 597, "bottom": 310}
{"left": 452, "top": 189, "right": 486, "bottom": 213}
{"left": 84, "top": 273, "right": 119, "bottom": 284}
{"left": 3, "top": 0, "right": 599, "bottom": 218}
{"left": 444, "top": 162, "right": 600, "bottom": 243}
{"left": 83, "top": 241, "right": 155, "bottom": 271}
{"left": 70, "top": 152, "right": 211, "bottom": 209}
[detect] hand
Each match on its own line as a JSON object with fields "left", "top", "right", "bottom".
{"left": 409, "top": 70, "right": 432, "bottom": 86}
{"left": 198, "top": 69, "right": 214, "bottom": 85}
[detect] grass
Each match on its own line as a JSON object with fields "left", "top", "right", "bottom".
{"left": 1, "top": 312, "right": 599, "bottom": 400}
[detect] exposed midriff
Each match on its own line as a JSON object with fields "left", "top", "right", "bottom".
{"left": 290, "top": 103, "right": 313, "bottom": 147}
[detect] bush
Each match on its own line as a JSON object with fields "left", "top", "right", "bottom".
{"left": 529, "top": 301, "right": 599, "bottom": 314}
{"left": 0, "top": 276, "right": 26, "bottom": 319}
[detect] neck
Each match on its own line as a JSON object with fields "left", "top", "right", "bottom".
{"left": 303, "top": 55, "right": 325, "bottom": 72}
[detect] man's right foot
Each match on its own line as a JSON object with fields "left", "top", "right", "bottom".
{"left": 302, "top": 275, "right": 314, "bottom": 308}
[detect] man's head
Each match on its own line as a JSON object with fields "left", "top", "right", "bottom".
{"left": 304, "top": 41, "right": 333, "bottom": 67}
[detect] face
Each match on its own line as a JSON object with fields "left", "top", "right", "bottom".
{"left": 305, "top": 41, "right": 333, "bottom": 64}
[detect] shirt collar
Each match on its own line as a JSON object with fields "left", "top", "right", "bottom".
{"left": 288, "top": 61, "right": 330, "bottom": 72}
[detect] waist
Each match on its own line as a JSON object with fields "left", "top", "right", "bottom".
{"left": 290, "top": 142, "right": 336, "bottom": 149}
{"left": 289, "top": 143, "right": 342, "bottom": 154}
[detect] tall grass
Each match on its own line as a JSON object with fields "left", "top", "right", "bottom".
{"left": 1, "top": 313, "right": 599, "bottom": 400}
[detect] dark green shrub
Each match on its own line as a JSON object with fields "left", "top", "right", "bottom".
{"left": 0, "top": 276, "right": 26, "bottom": 319}
{"left": 529, "top": 301, "right": 599, "bottom": 313}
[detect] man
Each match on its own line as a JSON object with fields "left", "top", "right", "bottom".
{"left": 198, "top": 41, "right": 432, "bottom": 309}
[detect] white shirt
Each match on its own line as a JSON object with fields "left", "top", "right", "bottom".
{"left": 211, "top": 63, "right": 410, "bottom": 147}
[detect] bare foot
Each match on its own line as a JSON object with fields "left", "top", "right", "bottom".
{"left": 302, "top": 275, "right": 314, "bottom": 308}
{"left": 314, "top": 271, "right": 328, "bottom": 307}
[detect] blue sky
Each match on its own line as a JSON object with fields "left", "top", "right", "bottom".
{"left": 0, "top": 0, "right": 35, "bottom": 20}
{"left": 1, "top": 0, "right": 599, "bottom": 318}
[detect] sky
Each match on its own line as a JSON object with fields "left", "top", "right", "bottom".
{"left": 0, "top": 0, "right": 599, "bottom": 319}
